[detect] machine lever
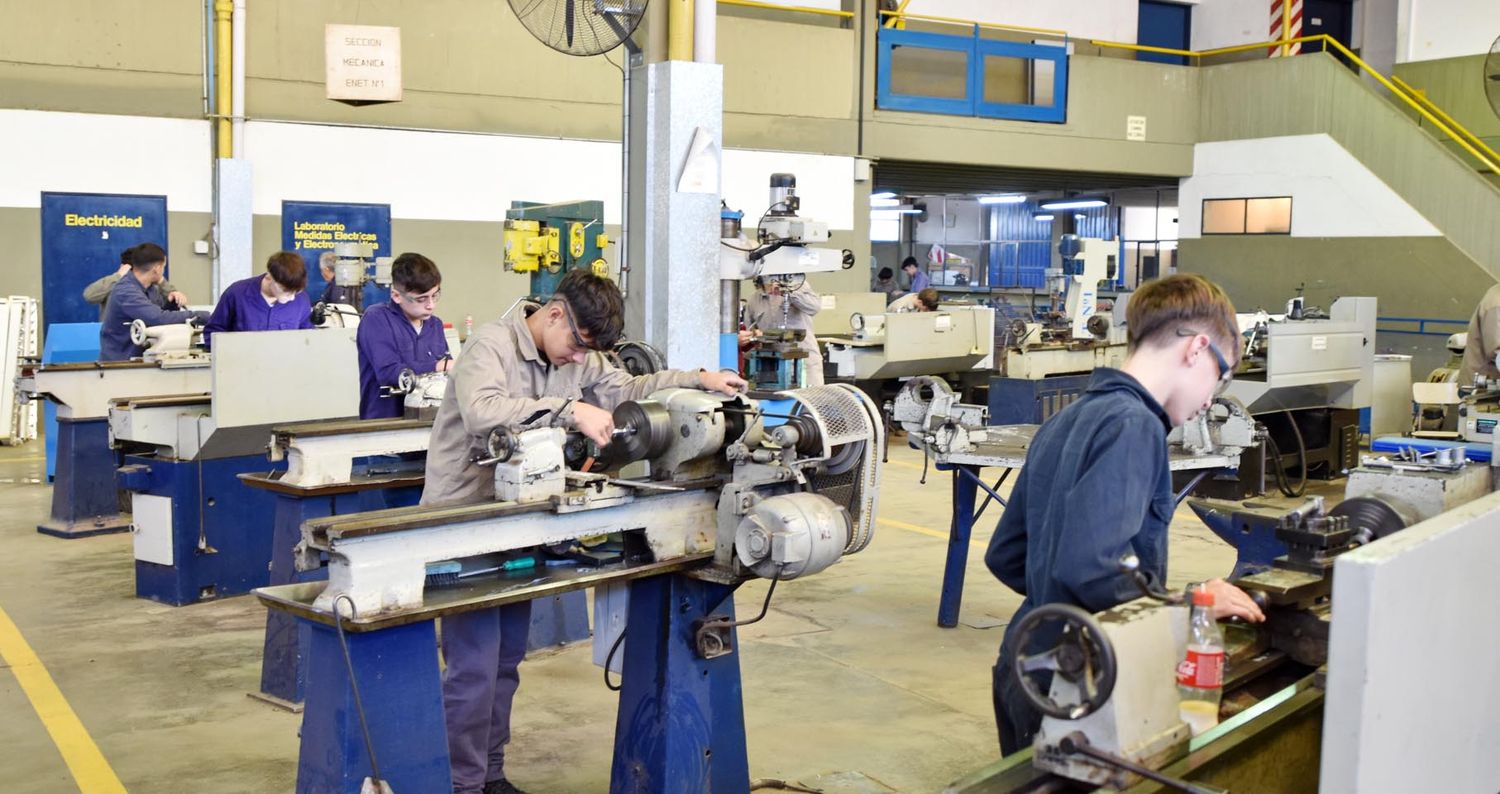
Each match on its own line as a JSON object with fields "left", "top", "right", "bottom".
{"left": 1057, "top": 732, "right": 1226, "bottom": 794}
{"left": 1119, "top": 554, "right": 1183, "bottom": 605}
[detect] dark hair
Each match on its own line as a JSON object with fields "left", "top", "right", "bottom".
{"left": 131, "top": 243, "right": 167, "bottom": 270}
{"left": 1127, "top": 273, "right": 1239, "bottom": 357}
{"left": 877, "top": 267, "right": 893, "bottom": 280}
{"left": 119, "top": 244, "right": 139, "bottom": 266}
{"left": 901, "top": 256, "right": 919, "bottom": 270}
{"left": 553, "top": 269, "right": 624, "bottom": 351}
{"left": 392, "top": 252, "right": 441, "bottom": 294}
{"left": 265, "top": 251, "right": 308, "bottom": 291}
{"left": 917, "top": 288, "right": 941, "bottom": 310}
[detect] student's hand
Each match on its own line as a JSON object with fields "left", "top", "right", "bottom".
{"left": 1203, "top": 579, "right": 1265, "bottom": 623}
{"left": 116, "top": 264, "right": 131, "bottom": 277}
{"left": 699, "top": 369, "right": 747, "bottom": 396}
{"left": 167, "top": 291, "right": 189, "bottom": 306}
{"left": 573, "top": 402, "right": 616, "bottom": 447}
{"left": 737, "top": 329, "right": 757, "bottom": 348}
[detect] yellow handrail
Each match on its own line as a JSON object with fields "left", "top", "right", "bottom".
{"left": 1391, "top": 75, "right": 1500, "bottom": 167}
{"left": 718, "top": 0, "right": 853, "bottom": 20}
{"left": 877, "top": 9, "right": 1067, "bottom": 39}
{"left": 883, "top": 0, "right": 914, "bottom": 29}
{"left": 1087, "top": 33, "right": 1500, "bottom": 173}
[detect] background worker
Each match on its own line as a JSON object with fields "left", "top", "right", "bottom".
{"left": 902, "top": 256, "right": 930, "bottom": 293}
{"left": 888, "top": 287, "right": 940, "bottom": 313}
{"left": 203, "top": 251, "right": 314, "bottom": 347}
{"left": 84, "top": 244, "right": 188, "bottom": 319}
{"left": 421, "top": 269, "right": 744, "bottom": 794}
{"left": 985, "top": 273, "right": 1265, "bottom": 755}
{"left": 741, "top": 276, "right": 824, "bottom": 387}
{"left": 98, "top": 243, "right": 208, "bottom": 361}
{"left": 1458, "top": 282, "right": 1500, "bottom": 384}
{"left": 356, "top": 252, "right": 452, "bottom": 419}
{"left": 316, "top": 250, "right": 361, "bottom": 307}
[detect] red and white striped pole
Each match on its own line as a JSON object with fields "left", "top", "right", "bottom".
{"left": 1269, "top": 0, "right": 1303, "bottom": 57}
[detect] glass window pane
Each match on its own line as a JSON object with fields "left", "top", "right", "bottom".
{"left": 1202, "top": 199, "right": 1247, "bottom": 234}
{"left": 1031, "top": 58, "right": 1056, "bottom": 107}
{"left": 1246, "top": 197, "right": 1292, "bottom": 234}
{"left": 982, "top": 55, "right": 1029, "bottom": 105}
{"left": 890, "top": 46, "right": 969, "bottom": 100}
{"left": 870, "top": 210, "right": 902, "bottom": 243}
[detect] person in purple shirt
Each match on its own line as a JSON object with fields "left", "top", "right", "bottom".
{"left": 902, "top": 255, "right": 931, "bottom": 292}
{"left": 356, "top": 252, "right": 452, "bottom": 419}
{"left": 202, "top": 251, "right": 315, "bottom": 348}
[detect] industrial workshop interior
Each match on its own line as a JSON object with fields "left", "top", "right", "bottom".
{"left": 6, "top": 0, "right": 1500, "bottom": 792}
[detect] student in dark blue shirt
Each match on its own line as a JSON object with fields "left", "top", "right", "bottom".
{"left": 356, "top": 252, "right": 451, "bottom": 419}
{"left": 203, "top": 251, "right": 315, "bottom": 348}
{"left": 986, "top": 273, "right": 1265, "bottom": 755}
{"left": 98, "top": 243, "right": 209, "bottom": 361}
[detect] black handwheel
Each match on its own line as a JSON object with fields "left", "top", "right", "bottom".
{"left": 1010, "top": 603, "right": 1118, "bottom": 720}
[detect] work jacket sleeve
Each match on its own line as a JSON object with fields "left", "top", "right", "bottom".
{"left": 454, "top": 334, "right": 573, "bottom": 438}
{"left": 579, "top": 353, "right": 703, "bottom": 412}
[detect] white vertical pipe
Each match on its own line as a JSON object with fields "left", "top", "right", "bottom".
{"left": 693, "top": 0, "right": 716, "bottom": 64}
{"left": 231, "top": 0, "right": 247, "bottom": 158}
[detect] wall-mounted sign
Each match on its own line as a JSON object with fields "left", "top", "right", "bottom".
{"left": 325, "top": 24, "right": 402, "bottom": 105}
{"left": 1126, "top": 115, "right": 1147, "bottom": 142}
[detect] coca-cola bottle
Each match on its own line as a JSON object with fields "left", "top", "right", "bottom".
{"left": 1176, "top": 586, "right": 1224, "bottom": 736}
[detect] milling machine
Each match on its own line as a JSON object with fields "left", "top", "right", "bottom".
{"left": 823, "top": 302, "right": 996, "bottom": 383}
{"left": 311, "top": 242, "right": 392, "bottom": 315}
{"left": 255, "top": 383, "right": 885, "bottom": 792}
{"left": 18, "top": 319, "right": 212, "bottom": 538}
{"left": 502, "top": 199, "right": 611, "bottom": 300}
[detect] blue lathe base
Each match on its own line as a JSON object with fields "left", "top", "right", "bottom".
{"left": 38, "top": 417, "right": 130, "bottom": 539}
{"left": 122, "top": 453, "right": 286, "bottom": 606}
{"left": 273, "top": 572, "right": 751, "bottom": 794}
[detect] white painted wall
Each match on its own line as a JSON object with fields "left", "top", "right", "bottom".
{"left": 912, "top": 197, "right": 983, "bottom": 244}
{"left": 0, "top": 110, "right": 212, "bottom": 212}
{"left": 1398, "top": 0, "right": 1500, "bottom": 62}
{"left": 1190, "top": 0, "right": 1268, "bottom": 50}
{"left": 1122, "top": 204, "right": 1180, "bottom": 241}
{"left": 900, "top": 0, "right": 1138, "bottom": 43}
{"left": 1178, "top": 134, "right": 1441, "bottom": 238}
{"left": 243, "top": 121, "right": 856, "bottom": 229}
{"left": 0, "top": 111, "right": 856, "bottom": 230}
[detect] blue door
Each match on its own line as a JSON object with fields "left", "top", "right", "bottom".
{"left": 41, "top": 192, "right": 169, "bottom": 327}
{"left": 1137, "top": 1, "right": 1192, "bottom": 66}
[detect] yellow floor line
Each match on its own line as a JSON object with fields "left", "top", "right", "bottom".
{"left": 878, "top": 516, "right": 949, "bottom": 540}
{"left": 0, "top": 606, "right": 126, "bottom": 793}
{"left": 1, "top": 454, "right": 47, "bottom": 463}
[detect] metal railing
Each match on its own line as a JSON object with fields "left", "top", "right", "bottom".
{"left": 1089, "top": 33, "right": 1500, "bottom": 173}
{"left": 879, "top": 8, "right": 1067, "bottom": 40}
{"left": 1376, "top": 317, "right": 1468, "bottom": 337}
{"left": 1389, "top": 74, "right": 1500, "bottom": 169}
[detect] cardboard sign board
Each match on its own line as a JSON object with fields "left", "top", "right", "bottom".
{"left": 325, "top": 24, "right": 402, "bottom": 105}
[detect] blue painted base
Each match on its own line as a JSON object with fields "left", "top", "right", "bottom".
{"left": 260, "top": 487, "right": 417, "bottom": 706}
{"left": 125, "top": 453, "right": 287, "bottom": 606}
{"left": 40, "top": 322, "right": 102, "bottom": 482}
{"left": 1188, "top": 501, "right": 1289, "bottom": 580}
{"left": 1371, "top": 435, "right": 1492, "bottom": 463}
{"left": 298, "top": 618, "right": 451, "bottom": 793}
{"left": 938, "top": 464, "right": 980, "bottom": 629}
{"left": 610, "top": 575, "right": 750, "bottom": 794}
{"left": 987, "top": 374, "right": 1092, "bottom": 426}
{"left": 38, "top": 417, "right": 130, "bottom": 538}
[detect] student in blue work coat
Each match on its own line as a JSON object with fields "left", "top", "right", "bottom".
{"left": 985, "top": 274, "right": 1266, "bottom": 756}
{"left": 202, "top": 251, "right": 314, "bottom": 347}
{"left": 98, "top": 243, "right": 209, "bottom": 361}
{"left": 356, "top": 252, "right": 451, "bottom": 419}
{"left": 420, "top": 270, "right": 746, "bottom": 794}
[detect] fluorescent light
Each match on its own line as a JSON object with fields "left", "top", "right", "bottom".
{"left": 1075, "top": 213, "right": 1086, "bottom": 219}
{"left": 978, "top": 194, "right": 1027, "bottom": 205}
{"left": 895, "top": 208, "right": 923, "bottom": 214}
{"left": 1034, "top": 213, "right": 1055, "bottom": 222}
{"left": 1040, "top": 198, "right": 1108, "bottom": 210}
{"left": 870, "top": 191, "right": 897, "bottom": 200}
{"left": 870, "top": 197, "right": 901, "bottom": 208}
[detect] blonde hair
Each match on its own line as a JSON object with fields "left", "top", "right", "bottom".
{"left": 1126, "top": 274, "right": 1238, "bottom": 357}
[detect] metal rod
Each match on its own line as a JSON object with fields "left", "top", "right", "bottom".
{"left": 971, "top": 469, "right": 1012, "bottom": 523}
{"left": 1175, "top": 470, "right": 1212, "bottom": 504}
{"left": 956, "top": 465, "right": 1008, "bottom": 508}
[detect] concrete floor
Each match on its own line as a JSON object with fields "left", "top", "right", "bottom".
{"left": 0, "top": 440, "right": 1332, "bottom": 793}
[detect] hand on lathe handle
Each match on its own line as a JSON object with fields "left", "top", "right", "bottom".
{"left": 1203, "top": 579, "right": 1265, "bottom": 623}
{"left": 699, "top": 369, "right": 747, "bottom": 396}
{"left": 573, "top": 403, "right": 615, "bottom": 447}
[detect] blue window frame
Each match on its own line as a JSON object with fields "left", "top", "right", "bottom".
{"left": 876, "top": 27, "right": 1069, "bottom": 123}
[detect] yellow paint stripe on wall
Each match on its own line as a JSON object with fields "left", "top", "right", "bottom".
{"left": 0, "top": 606, "right": 126, "bottom": 793}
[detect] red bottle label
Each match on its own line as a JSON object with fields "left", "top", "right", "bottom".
{"left": 1177, "top": 649, "right": 1224, "bottom": 688}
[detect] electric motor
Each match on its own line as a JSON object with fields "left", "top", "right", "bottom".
{"left": 734, "top": 492, "right": 851, "bottom": 580}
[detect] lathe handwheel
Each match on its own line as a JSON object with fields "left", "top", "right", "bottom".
{"left": 1010, "top": 603, "right": 1117, "bottom": 721}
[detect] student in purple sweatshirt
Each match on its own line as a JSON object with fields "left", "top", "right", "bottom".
{"left": 355, "top": 252, "right": 452, "bottom": 419}
{"left": 202, "top": 251, "right": 314, "bottom": 347}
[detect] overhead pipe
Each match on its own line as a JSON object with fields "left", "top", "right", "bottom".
{"left": 668, "top": 0, "right": 694, "bottom": 60}
{"left": 231, "top": 0, "right": 246, "bottom": 158}
{"left": 213, "top": 0, "right": 232, "bottom": 158}
{"left": 693, "top": 0, "right": 715, "bottom": 64}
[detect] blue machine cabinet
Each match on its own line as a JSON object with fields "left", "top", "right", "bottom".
{"left": 119, "top": 453, "right": 287, "bottom": 605}
{"left": 38, "top": 417, "right": 130, "bottom": 538}
{"left": 259, "top": 567, "right": 750, "bottom": 794}
{"left": 39, "top": 323, "right": 102, "bottom": 483}
{"left": 987, "top": 374, "right": 1092, "bottom": 426}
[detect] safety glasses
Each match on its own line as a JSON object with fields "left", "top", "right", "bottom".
{"left": 1177, "top": 328, "right": 1234, "bottom": 396}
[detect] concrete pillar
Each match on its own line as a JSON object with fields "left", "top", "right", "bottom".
{"left": 624, "top": 60, "right": 723, "bottom": 372}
